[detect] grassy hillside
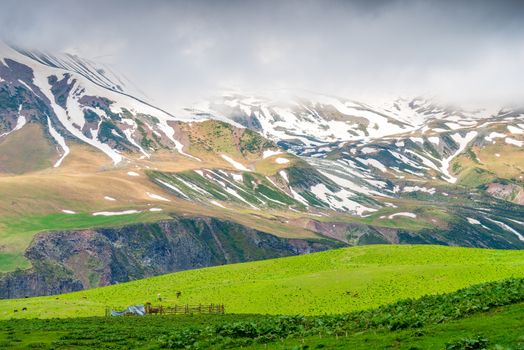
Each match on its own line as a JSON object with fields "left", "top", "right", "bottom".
{"left": 253, "top": 303, "right": 524, "bottom": 350}
{"left": 1, "top": 278, "right": 523, "bottom": 349}
{"left": 3, "top": 304, "right": 522, "bottom": 349}
{"left": 0, "top": 211, "right": 168, "bottom": 272}
{"left": 2, "top": 245, "right": 524, "bottom": 319}
{"left": 0, "top": 124, "right": 56, "bottom": 174}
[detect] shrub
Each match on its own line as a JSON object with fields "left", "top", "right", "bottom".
{"left": 445, "top": 335, "right": 489, "bottom": 350}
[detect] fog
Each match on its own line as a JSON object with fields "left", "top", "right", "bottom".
{"left": 1, "top": 0, "right": 524, "bottom": 111}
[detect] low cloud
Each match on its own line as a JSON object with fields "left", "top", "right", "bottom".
{"left": 1, "top": 0, "right": 523, "bottom": 110}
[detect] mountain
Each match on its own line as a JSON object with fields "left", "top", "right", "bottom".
{"left": 190, "top": 91, "right": 524, "bottom": 239}
{"left": 0, "top": 43, "right": 523, "bottom": 297}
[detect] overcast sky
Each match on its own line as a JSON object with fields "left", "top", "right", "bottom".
{"left": 1, "top": 0, "right": 524, "bottom": 110}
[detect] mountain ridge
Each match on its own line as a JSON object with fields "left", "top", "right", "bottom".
{"left": 1, "top": 44, "right": 523, "bottom": 298}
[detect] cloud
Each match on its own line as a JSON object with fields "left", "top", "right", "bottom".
{"left": 1, "top": 0, "right": 523, "bottom": 110}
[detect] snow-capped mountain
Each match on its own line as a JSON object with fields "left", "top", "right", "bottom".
{"left": 1, "top": 44, "right": 523, "bottom": 250}
{"left": 191, "top": 92, "right": 502, "bottom": 147}
{"left": 186, "top": 91, "right": 524, "bottom": 210}
{"left": 0, "top": 43, "right": 208, "bottom": 167}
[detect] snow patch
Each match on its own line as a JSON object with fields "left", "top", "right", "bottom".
{"left": 395, "top": 140, "right": 404, "bottom": 147}
{"left": 225, "top": 187, "right": 258, "bottom": 209}
{"left": 505, "top": 138, "right": 523, "bottom": 147}
{"left": 360, "top": 147, "right": 378, "bottom": 154}
{"left": 157, "top": 179, "right": 189, "bottom": 199}
{"left": 486, "top": 218, "right": 524, "bottom": 242}
{"left": 210, "top": 200, "right": 226, "bottom": 208}
{"left": 507, "top": 125, "right": 524, "bottom": 134}
{"left": 357, "top": 158, "right": 387, "bottom": 173}
{"left": 146, "top": 192, "right": 170, "bottom": 201}
{"left": 310, "top": 183, "right": 376, "bottom": 216}
{"left": 32, "top": 75, "right": 124, "bottom": 164}
{"left": 262, "top": 149, "right": 283, "bottom": 159}
{"left": 92, "top": 210, "right": 141, "bottom": 216}
{"left": 428, "top": 136, "right": 440, "bottom": 146}
{"left": 440, "top": 131, "right": 477, "bottom": 183}
{"left": 485, "top": 132, "right": 506, "bottom": 142}
{"left": 221, "top": 154, "right": 251, "bottom": 171}
{"left": 46, "top": 117, "right": 70, "bottom": 167}
{"left": 467, "top": 217, "right": 481, "bottom": 225}
{"left": 388, "top": 212, "right": 417, "bottom": 219}
{"left": 403, "top": 186, "right": 436, "bottom": 195}
{"left": 231, "top": 173, "right": 243, "bottom": 182}
{"left": 275, "top": 157, "right": 290, "bottom": 164}
{"left": 279, "top": 170, "right": 289, "bottom": 183}
{"left": 0, "top": 106, "right": 26, "bottom": 138}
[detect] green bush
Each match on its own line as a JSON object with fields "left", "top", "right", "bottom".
{"left": 445, "top": 335, "right": 489, "bottom": 350}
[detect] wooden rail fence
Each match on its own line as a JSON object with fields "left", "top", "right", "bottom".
{"left": 145, "top": 303, "right": 225, "bottom": 315}
{"left": 106, "top": 303, "right": 225, "bottom": 316}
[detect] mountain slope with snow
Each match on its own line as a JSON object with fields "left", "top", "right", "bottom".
{"left": 1, "top": 43, "right": 524, "bottom": 296}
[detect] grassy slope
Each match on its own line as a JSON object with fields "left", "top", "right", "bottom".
{"left": 0, "top": 124, "right": 56, "bottom": 174}
{"left": 0, "top": 142, "right": 318, "bottom": 272}
{"left": 250, "top": 302, "right": 524, "bottom": 350}
{"left": 0, "top": 282, "right": 522, "bottom": 349}
{"left": 455, "top": 143, "right": 524, "bottom": 188}
{"left": 0, "top": 212, "right": 168, "bottom": 272}
{"left": 1, "top": 304, "right": 522, "bottom": 349}
{"left": 1, "top": 245, "right": 524, "bottom": 319}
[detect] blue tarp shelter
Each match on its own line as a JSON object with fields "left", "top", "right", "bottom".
{"left": 110, "top": 304, "right": 145, "bottom": 316}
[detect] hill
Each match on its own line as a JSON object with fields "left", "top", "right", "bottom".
{"left": 2, "top": 245, "right": 524, "bottom": 319}
{"left": 0, "top": 278, "right": 523, "bottom": 349}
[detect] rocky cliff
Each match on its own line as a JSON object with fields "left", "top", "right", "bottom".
{"left": 0, "top": 215, "right": 341, "bottom": 299}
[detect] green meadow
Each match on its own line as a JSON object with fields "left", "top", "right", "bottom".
{"left": 0, "top": 211, "right": 168, "bottom": 272}
{"left": 0, "top": 278, "right": 522, "bottom": 349}
{"left": 2, "top": 245, "right": 524, "bottom": 319}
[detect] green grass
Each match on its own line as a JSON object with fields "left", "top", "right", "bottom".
{"left": 0, "top": 211, "right": 167, "bottom": 272}
{"left": 0, "top": 253, "right": 31, "bottom": 272}
{"left": 2, "top": 245, "right": 524, "bottom": 319}
{"left": 0, "top": 279, "right": 522, "bottom": 349}
{"left": 458, "top": 167, "right": 496, "bottom": 188}
{"left": 0, "top": 314, "right": 257, "bottom": 349}
{"left": 155, "top": 278, "right": 524, "bottom": 349}
{"left": 247, "top": 302, "right": 524, "bottom": 350}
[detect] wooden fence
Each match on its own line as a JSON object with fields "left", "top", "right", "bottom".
{"left": 105, "top": 303, "right": 225, "bottom": 316}
{"left": 145, "top": 303, "right": 225, "bottom": 315}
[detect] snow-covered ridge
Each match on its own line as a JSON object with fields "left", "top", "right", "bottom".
{"left": 0, "top": 43, "right": 202, "bottom": 166}
{"left": 191, "top": 92, "right": 498, "bottom": 148}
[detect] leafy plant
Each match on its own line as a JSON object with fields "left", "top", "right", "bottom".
{"left": 445, "top": 335, "right": 489, "bottom": 350}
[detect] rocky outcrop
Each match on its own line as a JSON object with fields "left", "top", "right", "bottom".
{"left": 0, "top": 215, "right": 341, "bottom": 299}
{"left": 486, "top": 182, "right": 524, "bottom": 205}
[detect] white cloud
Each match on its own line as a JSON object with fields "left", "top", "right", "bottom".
{"left": 1, "top": 0, "right": 523, "bottom": 110}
